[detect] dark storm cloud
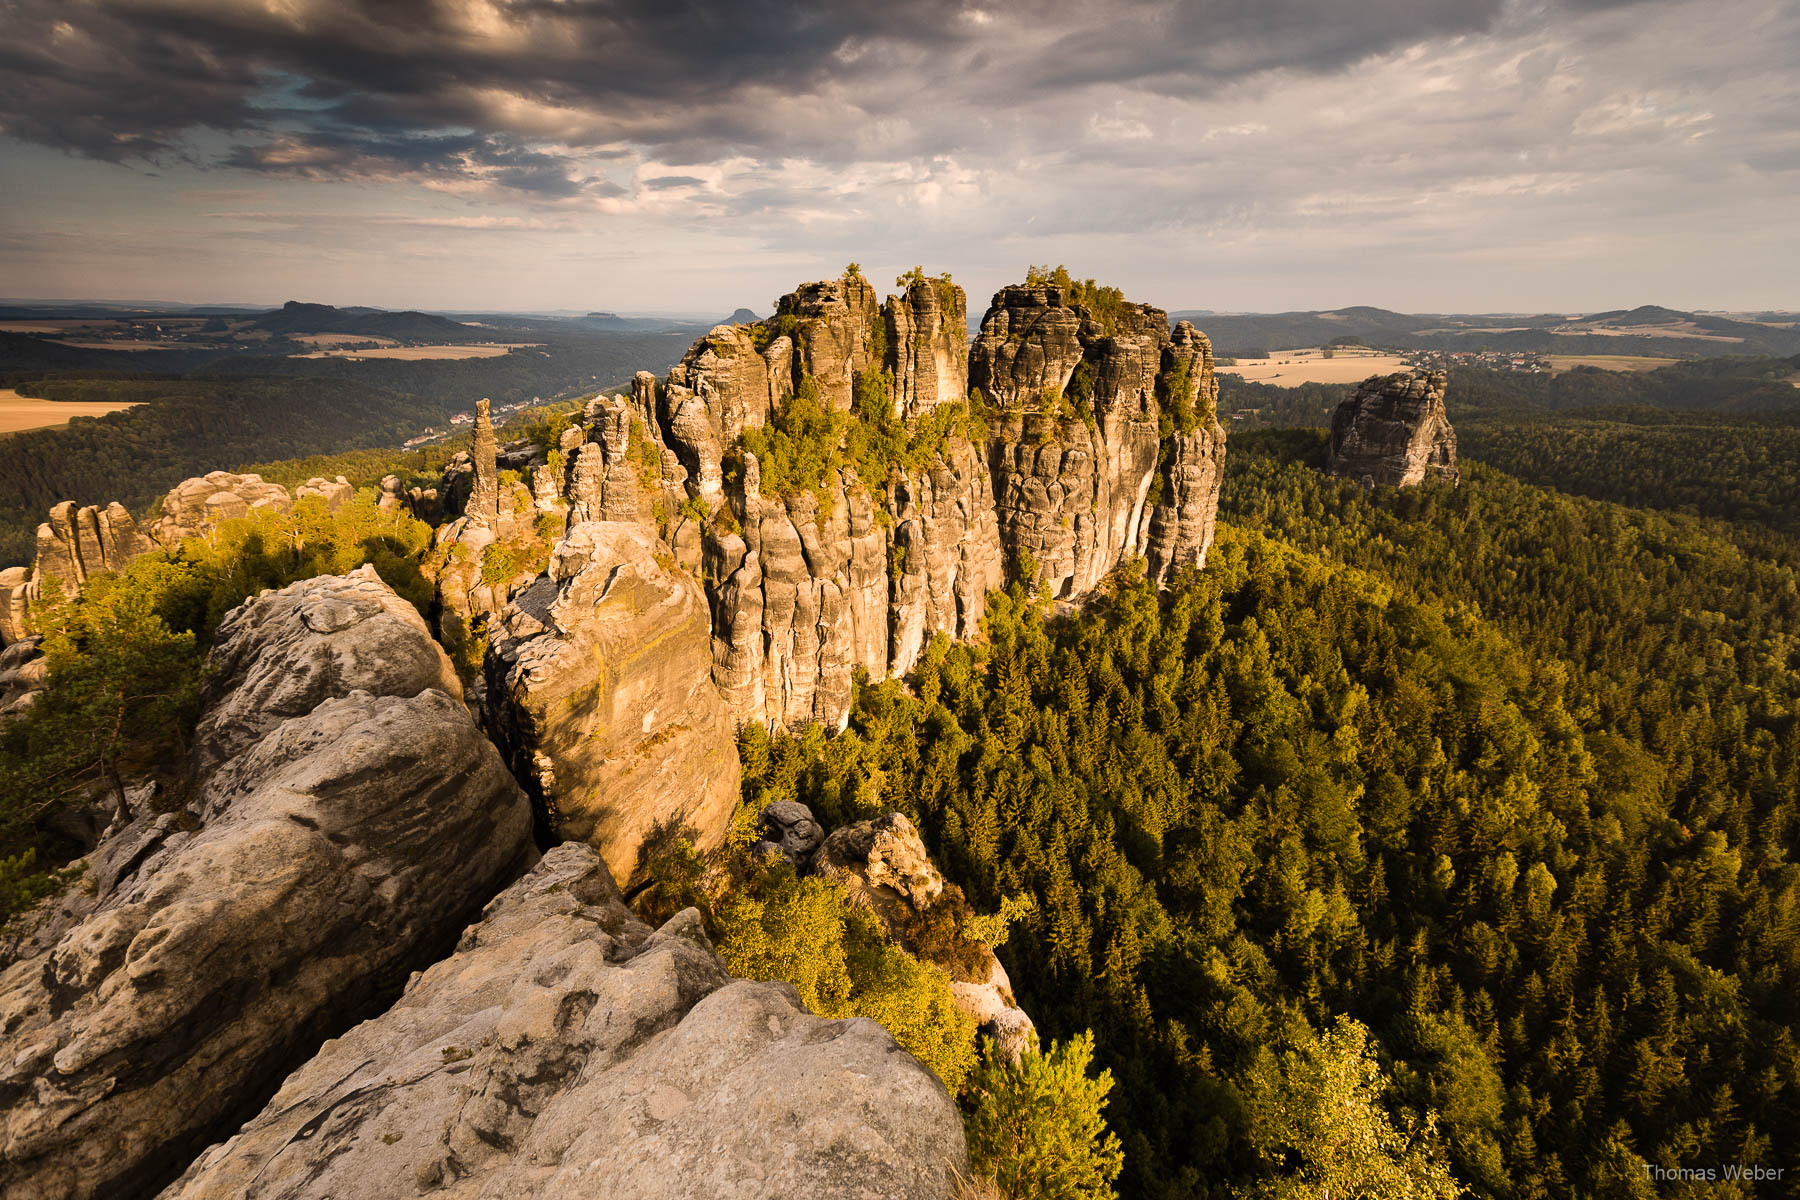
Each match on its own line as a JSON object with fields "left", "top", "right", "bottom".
{"left": 0, "top": 0, "right": 1650, "bottom": 190}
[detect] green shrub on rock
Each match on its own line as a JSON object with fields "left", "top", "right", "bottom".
{"left": 964, "top": 1031, "right": 1124, "bottom": 1200}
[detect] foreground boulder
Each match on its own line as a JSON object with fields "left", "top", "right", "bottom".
{"left": 163, "top": 843, "right": 970, "bottom": 1200}
{"left": 1327, "top": 369, "right": 1459, "bottom": 487}
{"left": 0, "top": 567, "right": 533, "bottom": 1200}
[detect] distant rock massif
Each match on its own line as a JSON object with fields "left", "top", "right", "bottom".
{"left": 1328, "top": 369, "right": 1459, "bottom": 487}
{"left": 475, "top": 272, "right": 1230, "bottom": 880}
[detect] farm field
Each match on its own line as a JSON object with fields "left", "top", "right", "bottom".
{"left": 1545, "top": 354, "right": 1680, "bottom": 374}
{"left": 1219, "top": 347, "right": 1413, "bottom": 385}
{"left": 297, "top": 343, "right": 540, "bottom": 360}
{"left": 0, "top": 387, "right": 141, "bottom": 434}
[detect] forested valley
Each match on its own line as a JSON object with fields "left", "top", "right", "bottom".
{"left": 742, "top": 422, "right": 1800, "bottom": 1198}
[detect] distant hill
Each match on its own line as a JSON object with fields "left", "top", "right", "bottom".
{"left": 248, "top": 301, "right": 480, "bottom": 343}
{"left": 1175, "top": 307, "right": 1424, "bottom": 354}
{"left": 1178, "top": 304, "right": 1800, "bottom": 359}
{"left": 726, "top": 308, "right": 761, "bottom": 324}
{"left": 574, "top": 310, "right": 740, "bottom": 333}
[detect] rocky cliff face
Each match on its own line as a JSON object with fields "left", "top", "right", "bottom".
{"left": 484, "top": 519, "right": 739, "bottom": 885}
{"left": 480, "top": 271, "right": 1226, "bottom": 875}
{"left": 1327, "top": 369, "right": 1459, "bottom": 487}
{"left": 0, "top": 568, "right": 533, "bottom": 1200}
{"left": 970, "top": 284, "right": 1227, "bottom": 593}
{"left": 163, "top": 843, "right": 969, "bottom": 1200}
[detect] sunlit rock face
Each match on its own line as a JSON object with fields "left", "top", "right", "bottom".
{"left": 0, "top": 567, "right": 532, "bottom": 1200}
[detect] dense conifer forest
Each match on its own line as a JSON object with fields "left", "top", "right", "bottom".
{"left": 742, "top": 427, "right": 1800, "bottom": 1199}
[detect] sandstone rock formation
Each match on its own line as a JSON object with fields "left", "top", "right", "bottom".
{"left": 295, "top": 474, "right": 353, "bottom": 507}
{"left": 1328, "top": 369, "right": 1459, "bottom": 487}
{"left": 424, "top": 403, "right": 561, "bottom": 695}
{"left": 0, "top": 501, "right": 147, "bottom": 645}
{"left": 162, "top": 842, "right": 969, "bottom": 1200}
{"left": 0, "top": 567, "right": 533, "bottom": 1200}
{"left": 971, "top": 284, "right": 1227, "bottom": 594}
{"left": 485, "top": 520, "right": 738, "bottom": 884}
{"left": 2, "top": 472, "right": 310, "bottom": 646}
{"left": 147, "top": 471, "right": 293, "bottom": 547}
{"left": 0, "top": 635, "right": 45, "bottom": 718}
{"left": 479, "top": 270, "right": 1226, "bottom": 874}
{"left": 817, "top": 812, "right": 1036, "bottom": 1061}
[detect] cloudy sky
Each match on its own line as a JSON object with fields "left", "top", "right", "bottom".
{"left": 1, "top": 0, "right": 1796, "bottom": 315}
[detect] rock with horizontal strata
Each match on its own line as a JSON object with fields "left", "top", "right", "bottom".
{"left": 0, "top": 566, "right": 533, "bottom": 1200}
{"left": 160, "top": 842, "right": 970, "bottom": 1200}
{"left": 1327, "top": 369, "right": 1459, "bottom": 487}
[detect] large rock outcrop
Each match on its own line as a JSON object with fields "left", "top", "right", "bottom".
{"left": 480, "top": 270, "right": 1226, "bottom": 873}
{"left": 146, "top": 471, "right": 293, "bottom": 548}
{"left": 1327, "top": 369, "right": 1459, "bottom": 487}
{"left": 162, "top": 843, "right": 969, "bottom": 1200}
{"left": 971, "top": 284, "right": 1227, "bottom": 594}
{"left": 0, "top": 567, "right": 533, "bottom": 1200}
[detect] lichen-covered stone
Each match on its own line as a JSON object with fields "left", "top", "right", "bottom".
{"left": 159, "top": 843, "right": 969, "bottom": 1200}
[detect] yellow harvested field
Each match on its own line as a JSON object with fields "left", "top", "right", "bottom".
{"left": 0, "top": 321, "right": 96, "bottom": 333}
{"left": 1546, "top": 355, "right": 1679, "bottom": 374}
{"left": 298, "top": 343, "right": 541, "bottom": 360}
{"left": 1220, "top": 349, "right": 1415, "bottom": 386}
{"left": 291, "top": 332, "right": 400, "bottom": 347}
{"left": 0, "top": 388, "right": 141, "bottom": 434}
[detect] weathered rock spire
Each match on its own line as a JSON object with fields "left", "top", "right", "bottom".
{"left": 469, "top": 397, "right": 500, "bottom": 527}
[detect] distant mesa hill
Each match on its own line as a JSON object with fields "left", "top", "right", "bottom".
{"left": 1181, "top": 303, "right": 1800, "bottom": 359}
{"left": 574, "top": 310, "right": 733, "bottom": 333}
{"left": 248, "top": 300, "right": 481, "bottom": 343}
{"left": 726, "top": 307, "right": 761, "bottom": 324}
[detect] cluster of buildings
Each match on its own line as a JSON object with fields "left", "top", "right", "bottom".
{"left": 1405, "top": 348, "right": 1549, "bottom": 373}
